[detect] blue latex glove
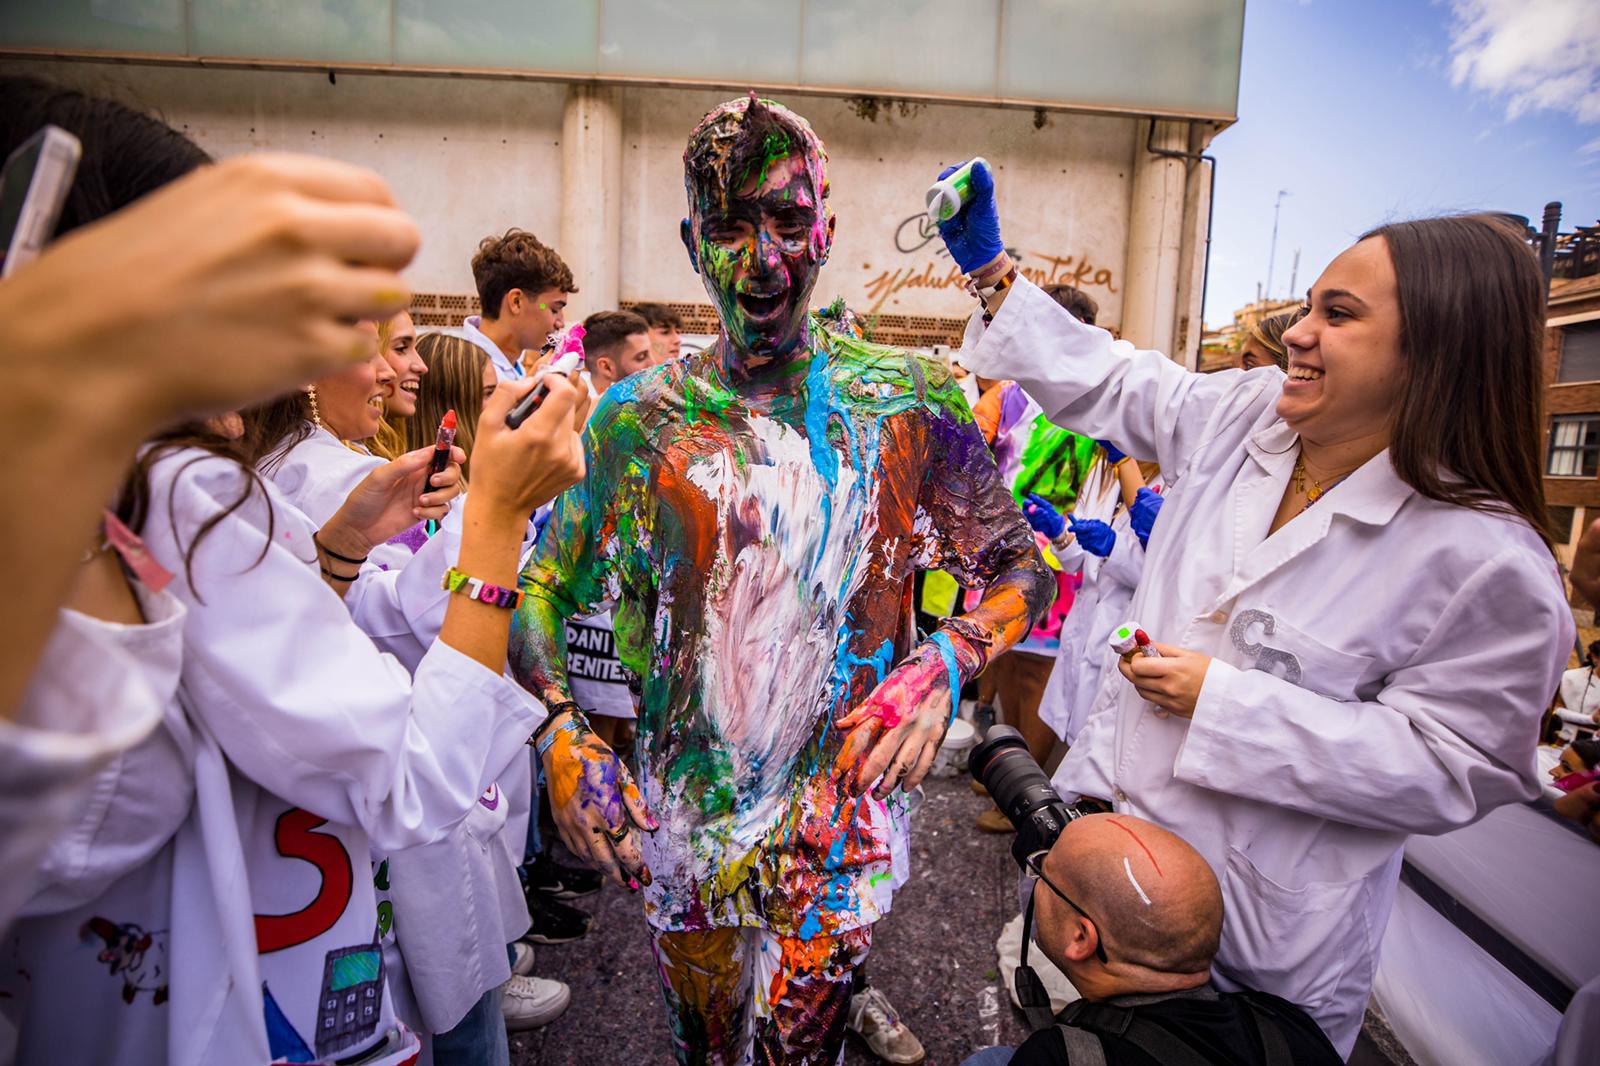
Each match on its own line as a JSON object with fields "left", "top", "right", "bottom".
{"left": 1095, "top": 439, "right": 1127, "bottom": 465}
{"left": 1022, "top": 492, "right": 1065, "bottom": 540}
{"left": 934, "top": 160, "right": 1004, "bottom": 274}
{"left": 1067, "top": 515, "right": 1116, "bottom": 558}
{"left": 1129, "top": 487, "right": 1163, "bottom": 549}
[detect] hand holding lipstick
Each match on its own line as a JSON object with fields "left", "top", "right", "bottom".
{"left": 1116, "top": 638, "right": 1211, "bottom": 719}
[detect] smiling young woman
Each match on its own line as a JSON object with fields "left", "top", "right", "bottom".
{"left": 944, "top": 164, "right": 1570, "bottom": 1059}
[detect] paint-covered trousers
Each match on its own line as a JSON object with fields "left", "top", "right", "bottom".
{"left": 650, "top": 923, "right": 873, "bottom": 1066}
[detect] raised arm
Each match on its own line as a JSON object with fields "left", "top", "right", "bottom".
{"left": 935, "top": 159, "right": 1264, "bottom": 480}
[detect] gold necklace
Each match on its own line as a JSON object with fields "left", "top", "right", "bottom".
{"left": 1292, "top": 454, "right": 1328, "bottom": 503}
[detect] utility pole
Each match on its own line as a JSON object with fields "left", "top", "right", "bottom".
{"left": 1288, "top": 248, "right": 1301, "bottom": 302}
{"left": 1266, "top": 189, "right": 1290, "bottom": 300}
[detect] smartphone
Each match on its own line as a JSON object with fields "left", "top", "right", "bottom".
{"left": 0, "top": 125, "right": 82, "bottom": 278}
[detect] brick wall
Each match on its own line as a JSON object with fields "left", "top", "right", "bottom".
{"left": 409, "top": 292, "right": 971, "bottom": 350}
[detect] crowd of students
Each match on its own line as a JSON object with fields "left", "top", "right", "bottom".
{"left": 2, "top": 71, "right": 1591, "bottom": 1066}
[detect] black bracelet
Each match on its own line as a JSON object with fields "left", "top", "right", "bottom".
{"left": 313, "top": 532, "right": 368, "bottom": 566}
{"left": 527, "top": 700, "right": 584, "bottom": 747}
{"left": 319, "top": 566, "right": 358, "bottom": 583}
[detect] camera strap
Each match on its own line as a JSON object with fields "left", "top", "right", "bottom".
{"left": 1015, "top": 892, "right": 1060, "bottom": 1031}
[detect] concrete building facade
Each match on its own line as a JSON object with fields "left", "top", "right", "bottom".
{"left": 2, "top": 49, "right": 1230, "bottom": 360}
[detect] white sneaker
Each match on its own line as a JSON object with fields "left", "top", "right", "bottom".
{"left": 511, "top": 940, "right": 537, "bottom": 976}
{"left": 500, "top": 974, "right": 570, "bottom": 1031}
{"left": 847, "top": 986, "right": 926, "bottom": 1065}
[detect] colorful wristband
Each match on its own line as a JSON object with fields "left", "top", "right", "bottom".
{"left": 535, "top": 713, "right": 589, "bottom": 758}
{"left": 442, "top": 567, "right": 523, "bottom": 610}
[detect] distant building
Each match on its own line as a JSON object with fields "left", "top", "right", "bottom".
{"left": 1198, "top": 297, "right": 1300, "bottom": 373}
{"left": 1544, "top": 271, "right": 1600, "bottom": 567}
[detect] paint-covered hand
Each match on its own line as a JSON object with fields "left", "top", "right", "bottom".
{"left": 1129, "top": 487, "right": 1163, "bottom": 550}
{"left": 539, "top": 710, "right": 658, "bottom": 889}
{"left": 1022, "top": 493, "right": 1066, "bottom": 541}
{"left": 835, "top": 643, "right": 960, "bottom": 800}
{"left": 325, "top": 444, "right": 467, "bottom": 556}
{"left": 1095, "top": 439, "right": 1127, "bottom": 465}
{"left": 1066, "top": 515, "right": 1116, "bottom": 558}
{"left": 934, "top": 159, "right": 1004, "bottom": 274}
{"left": 1116, "top": 643, "right": 1211, "bottom": 719}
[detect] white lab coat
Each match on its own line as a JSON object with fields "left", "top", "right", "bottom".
{"left": 965, "top": 277, "right": 1573, "bottom": 1056}
{"left": 259, "top": 430, "right": 534, "bottom": 1036}
{"left": 1039, "top": 500, "right": 1151, "bottom": 746}
{"left": 0, "top": 610, "right": 167, "bottom": 935}
{"left": 156, "top": 447, "right": 535, "bottom": 1062}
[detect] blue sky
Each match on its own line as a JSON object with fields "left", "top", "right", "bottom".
{"left": 1204, "top": 0, "right": 1599, "bottom": 327}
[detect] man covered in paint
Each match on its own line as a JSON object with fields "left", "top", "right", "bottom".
{"left": 511, "top": 95, "right": 1053, "bottom": 1064}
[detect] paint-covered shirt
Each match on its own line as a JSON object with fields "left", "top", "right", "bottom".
{"left": 515, "top": 320, "right": 1050, "bottom": 936}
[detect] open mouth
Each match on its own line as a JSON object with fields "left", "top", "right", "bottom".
{"left": 367, "top": 393, "right": 387, "bottom": 412}
{"left": 399, "top": 380, "right": 420, "bottom": 397}
{"left": 736, "top": 289, "right": 789, "bottom": 323}
{"left": 1286, "top": 364, "right": 1324, "bottom": 383}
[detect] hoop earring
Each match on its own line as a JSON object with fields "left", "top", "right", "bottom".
{"left": 305, "top": 385, "right": 323, "bottom": 430}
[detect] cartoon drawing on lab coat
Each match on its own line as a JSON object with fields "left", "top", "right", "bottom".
{"left": 79, "top": 917, "right": 168, "bottom": 1004}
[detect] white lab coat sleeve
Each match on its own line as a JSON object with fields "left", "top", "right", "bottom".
{"left": 1050, "top": 692, "right": 1119, "bottom": 806}
{"left": 1051, "top": 535, "right": 1087, "bottom": 573}
{"left": 143, "top": 450, "right": 543, "bottom": 852}
{"left": 1096, "top": 524, "right": 1145, "bottom": 591}
{"left": 1176, "top": 546, "right": 1571, "bottom": 835}
{"left": 343, "top": 509, "right": 462, "bottom": 668}
{"left": 963, "top": 277, "right": 1266, "bottom": 479}
{"left": 0, "top": 612, "right": 165, "bottom": 931}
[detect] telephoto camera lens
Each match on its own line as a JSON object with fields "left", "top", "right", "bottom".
{"left": 968, "top": 725, "right": 1074, "bottom": 865}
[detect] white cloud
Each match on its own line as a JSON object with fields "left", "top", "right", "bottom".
{"left": 1584, "top": 135, "right": 1600, "bottom": 154}
{"left": 1446, "top": 0, "right": 1600, "bottom": 123}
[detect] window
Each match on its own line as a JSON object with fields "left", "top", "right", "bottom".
{"left": 1547, "top": 415, "right": 1600, "bottom": 476}
{"left": 1558, "top": 322, "right": 1600, "bottom": 383}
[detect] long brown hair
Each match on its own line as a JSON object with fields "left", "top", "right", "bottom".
{"left": 241, "top": 391, "right": 317, "bottom": 474}
{"left": 1363, "top": 215, "right": 1552, "bottom": 546}
{"left": 408, "top": 334, "right": 491, "bottom": 480}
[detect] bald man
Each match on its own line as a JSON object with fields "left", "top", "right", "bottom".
{"left": 964, "top": 814, "right": 1342, "bottom": 1066}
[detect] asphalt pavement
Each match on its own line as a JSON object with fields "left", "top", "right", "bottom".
{"left": 510, "top": 774, "right": 1410, "bottom": 1066}
{"left": 511, "top": 774, "right": 1031, "bottom": 1065}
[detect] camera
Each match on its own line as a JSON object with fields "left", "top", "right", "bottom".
{"left": 968, "top": 725, "right": 1081, "bottom": 866}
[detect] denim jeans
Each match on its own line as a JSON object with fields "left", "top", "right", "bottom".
{"left": 959, "top": 1047, "right": 1016, "bottom": 1066}
{"left": 431, "top": 983, "right": 509, "bottom": 1066}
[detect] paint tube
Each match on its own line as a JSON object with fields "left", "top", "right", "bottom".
{"left": 924, "top": 157, "right": 989, "bottom": 224}
{"left": 506, "top": 325, "right": 586, "bottom": 429}
{"left": 1108, "top": 622, "right": 1141, "bottom": 657}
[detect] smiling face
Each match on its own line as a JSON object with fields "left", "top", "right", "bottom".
{"left": 1277, "top": 237, "right": 1405, "bottom": 449}
{"left": 682, "top": 97, "right": 833, "bottom": 369}
{"left": 381, "top": 310, "right": 425, "bottom": 418}
{"left": 316, "top": 323, "right": 394, "bottom": 442}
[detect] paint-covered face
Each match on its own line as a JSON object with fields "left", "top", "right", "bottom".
{"left": 686, "top": 149, "right": 833, "bottom": 363}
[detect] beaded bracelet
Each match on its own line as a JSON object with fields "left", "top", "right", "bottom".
{"left": 441, "top": 566, "right": 523, "bottom": 610}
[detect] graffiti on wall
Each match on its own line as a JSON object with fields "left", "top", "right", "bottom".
{"left": 862, "top": 212, "right": 1117, "bottom": 317}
